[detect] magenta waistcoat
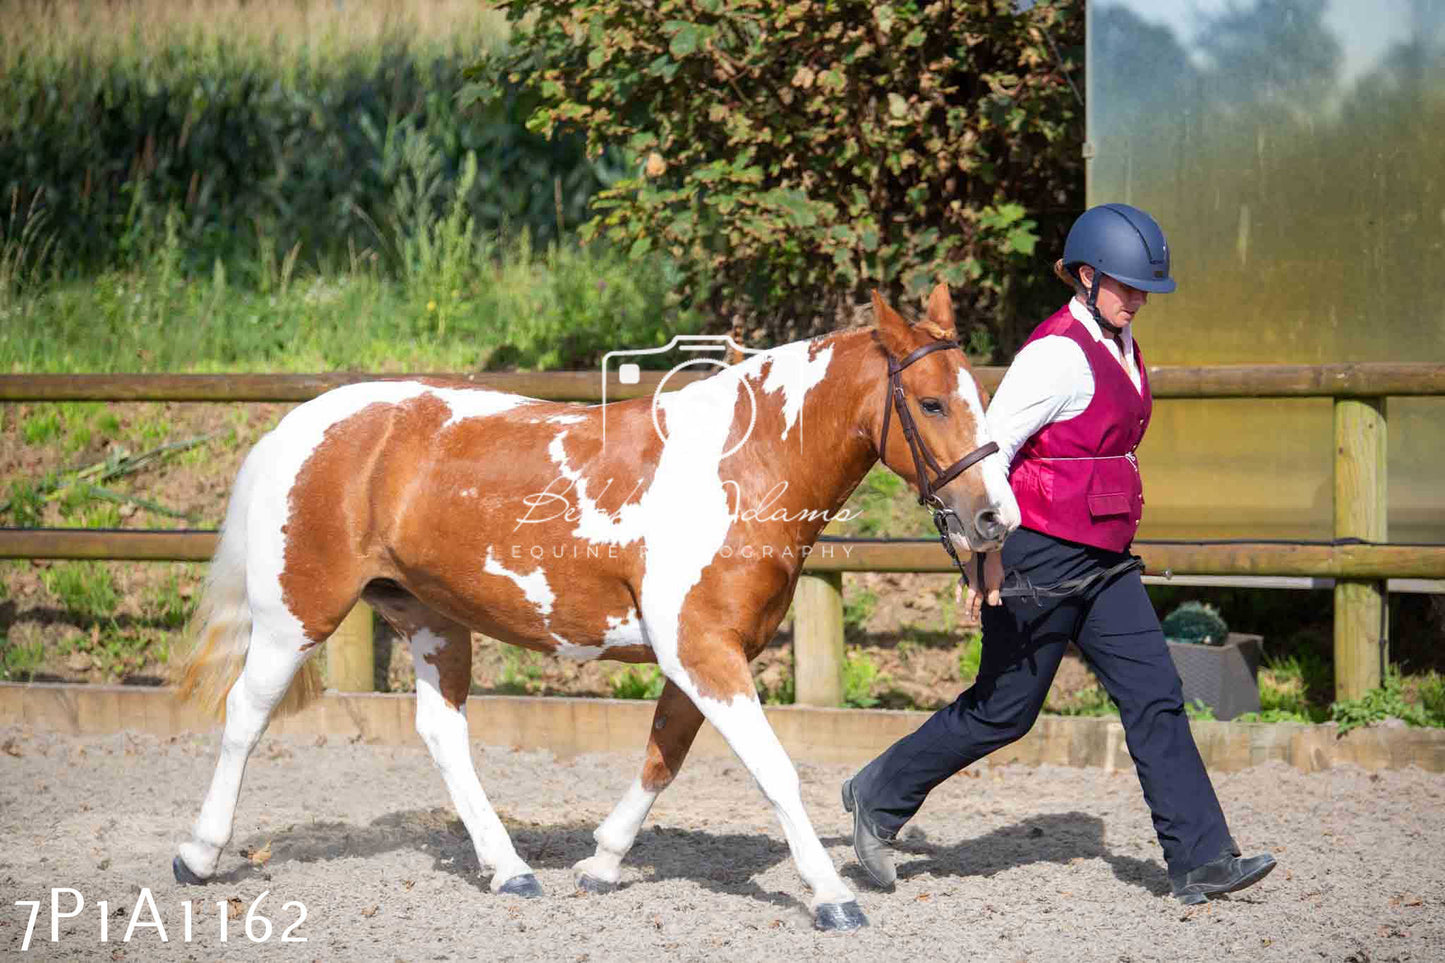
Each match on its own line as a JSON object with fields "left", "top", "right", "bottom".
{"left": 1009, "top": 305, "right": 1152, "bottom": 552}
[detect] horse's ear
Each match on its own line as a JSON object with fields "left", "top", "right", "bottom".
{"left": 724, "top": 327, "right": 746, "bottom": 366}
{"left": 924, "top": 283, "right": 957, "bottom": 340}
{"left": 872, "top": 289, "right": 915, "bottom": 359}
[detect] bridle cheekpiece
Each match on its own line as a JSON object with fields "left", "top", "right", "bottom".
{"left": 877, "top": 337, "right": 1000, "bottom": 578}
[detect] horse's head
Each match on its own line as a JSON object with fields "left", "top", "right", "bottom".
{"left": 870, "top": 284, "right": 1019, "bottom": 553}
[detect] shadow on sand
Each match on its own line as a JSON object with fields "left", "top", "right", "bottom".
{"left": 203, "top": 807, "right": 1169, "bottom": 906}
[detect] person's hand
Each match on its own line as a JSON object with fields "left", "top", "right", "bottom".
{"left": 954, "top": 551, "right": 1003, "bottom": 622}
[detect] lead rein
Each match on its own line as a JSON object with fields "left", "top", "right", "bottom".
{"left": 951, "top": 547, "right": 1147, "bottom": 604}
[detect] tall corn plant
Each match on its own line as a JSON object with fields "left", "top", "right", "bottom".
{"left": 0, "top": 20, "right": 612, "bottom": 278}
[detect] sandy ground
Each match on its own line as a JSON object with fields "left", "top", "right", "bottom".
{"left": 1, "top": 728, "right": 1442, "bottom": 962}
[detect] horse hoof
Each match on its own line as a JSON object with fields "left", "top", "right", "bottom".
{"left": 813, "top": 901, "right": 869, "bottom": 932}
{"left": 172, "top": 856, "right": 207, "bottom": 886}
{"left": 575, "top": 874, "right": 617, "bottom": 895}
{"left": 498, "top": 873, "right": 544, "bottom": 898}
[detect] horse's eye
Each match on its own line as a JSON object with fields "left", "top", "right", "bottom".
{"left": 919, "top": 397, "right": 945, "bottom": 415}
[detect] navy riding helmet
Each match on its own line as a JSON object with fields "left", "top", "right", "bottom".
{"left": 1062, "top": 203, "right": 1176, "bottom": 294}
{"left": 1061, "top": 203, "right": 1175, "bottom": 333}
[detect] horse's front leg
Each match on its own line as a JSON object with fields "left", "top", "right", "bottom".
{"left": 573, "top": 678, "right": 704, "bottom": 891}
{"left": 656, "top": 630, "right": 867, "bottom": 932}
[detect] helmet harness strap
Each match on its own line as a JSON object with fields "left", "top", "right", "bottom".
{"left": 1084, "top": 268, "right": 1125, "bottom": 338}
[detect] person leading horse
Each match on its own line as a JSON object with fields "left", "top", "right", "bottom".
{"left": 842, "top": 203, "right": 1278, "bottom": 906}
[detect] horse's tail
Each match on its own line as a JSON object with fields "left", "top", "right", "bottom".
{"left": 173, "top": 440, "right": 323, "bottom": 721}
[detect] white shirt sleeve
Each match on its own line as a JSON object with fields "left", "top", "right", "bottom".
{"left": 985, "top": 334, "right": 1095, "bottom": 466}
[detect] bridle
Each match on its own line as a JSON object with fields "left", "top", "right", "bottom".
{"left": 878, "top": 337, "right": 1000, "bottom": 578}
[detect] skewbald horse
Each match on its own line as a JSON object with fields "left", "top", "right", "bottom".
{"left": 173, "top": 284, "right": 1019, "bottom": 931}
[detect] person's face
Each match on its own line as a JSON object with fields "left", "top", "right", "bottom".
{"left": 1078, "top": 265, "right": 1148, "bottom": 329}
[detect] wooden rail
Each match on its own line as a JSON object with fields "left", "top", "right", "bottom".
{"left": 4, "top": 362, "right": 1444, "bottom": 403}
{"left": 5, "top": 362, "right": 1443, "bottom": 704}
{"left": 6, "top": 529, "right": 1444, "bottom": 578}
{"left": 5, "top": 527, "right": 1442, "bottom": 705}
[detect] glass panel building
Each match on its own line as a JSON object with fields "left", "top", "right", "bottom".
{"left": 1086, "top": 0, "right": 1445, "bottom": 541}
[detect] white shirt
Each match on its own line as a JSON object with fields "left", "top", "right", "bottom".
{"left": 986, "top": 298, "right": 1143, "bottom": 467}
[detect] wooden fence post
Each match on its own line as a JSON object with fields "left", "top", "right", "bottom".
{"left": 793, "top": 572, "right": 844, "bottom": 707}
{"left": 326, "top": 602, "right": 375, "bottom": 692}
{"left": 1333, "top": 397, "right": 1388, "bottom": 700}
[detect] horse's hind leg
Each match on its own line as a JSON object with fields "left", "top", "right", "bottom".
{"left": 573, "top": 679, "right": 704, "bottom": 891}
{"left": 378, "top": 598, "right": 538, "bottom": 895}
{"left": 176, "top": 620, "right": 313, "bottom": 881}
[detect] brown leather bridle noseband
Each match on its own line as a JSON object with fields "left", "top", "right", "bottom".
{"left": 878, "top": 338, "right": 1000, "bottom": 576}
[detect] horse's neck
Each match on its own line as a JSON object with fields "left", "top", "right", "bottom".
{"left": 717, "top": 329, "right": 882, "bottom": 542}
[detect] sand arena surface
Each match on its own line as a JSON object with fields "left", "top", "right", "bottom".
{"left": 1, "top": 728, "right": 1442, "bottom": 961}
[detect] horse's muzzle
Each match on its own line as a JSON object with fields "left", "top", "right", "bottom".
{"left": 974, "top": 508, "right": 1012, "bottom": 544}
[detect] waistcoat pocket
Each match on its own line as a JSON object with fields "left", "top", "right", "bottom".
{"left": 1086, "top": 492, "right": 1131, "bottom": 518}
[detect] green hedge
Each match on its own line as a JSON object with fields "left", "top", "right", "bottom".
{"left": 484, "top": 0, "right": 1085, "bottom": 354}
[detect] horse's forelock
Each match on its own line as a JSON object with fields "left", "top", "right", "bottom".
{"left": 917, "top": 320, "right": 952, "bottom": 342}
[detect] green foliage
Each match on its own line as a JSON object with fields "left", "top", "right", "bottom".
{"left": 1418, "top": 672, "right": 1445, "bottom": 725}
{"left": 57, "top": 482, "right": 93, "bottom": 520}
{"left": 759, "top": 669, "right": 796, "bottom": 706}
{"left": 1, "top": 636, "right": 45, "bottom": 682}
{"left": 827, "top": 466, "right": 934, "bottom": 538}
{"left": 1255, "top": 651, "right": 1330, "bottom": 722}
{"left": 16, "top": 403, "right": 106, "bottom": 452}
{"left": 1161, "top": 601, "right": 1230, "bottom": 646}
{"left": 957, "top": 633, "right": 983, "bottom": 681}
{"left": 475, "top": 235, "right": 703, "bottom": 372}
{"left": 1233, "top": 708, "right": 1316, "bottom": 725}
{"left": 496, "top": 646, "right": 548, "bottom": 695}
{"left": 489, "top": 0, "right": 1084, "bottom": 348}
{"left": 127, "top": 415, "right": 174, "bottom": 452}
{"left": 145, "top": 575, "right": 195, "bottom": 631}
{"left": 609, "top": 665, "right": 667, "bottom": 700}
{"left": 843, "top": 588, "right": 878, "bottom": 630}
{"left": 1052, "top": 689, "right": 1215, "bottom": 721}
{"left": 1047, "top": 684, "right": 1119, "bottom": 718}
{"left": 68, "top": 627, "right": 154, "bottom": 681}
{"left": 79, "top": 503, "right": 123, "bottom": 530}
{"left": 1330, "top": 670, "right": 1431, "bottom": 735}
{"left": 4, "top": 235, "right": 695, "bottom": 374}
{"left": 1, "top": 185, "right": 57, "bottom": 310}
{"left": 0, "top": 12, "right": 615, "bottom": 278}
{"left": 842, "top": 651, "right": 883, "bottom": 708}
{"left": 22, "top": 410, "right": 61, "bottom": 445}
{"left": 42, "top": 562, "right": 120, "bottom": 624}
{"left": 1184, "top": 699, "right": 1216, "bottom": 721}
{"left": 2, "top": 476, "right": 49, "bottom": 527}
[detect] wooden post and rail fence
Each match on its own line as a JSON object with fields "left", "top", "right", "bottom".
{"left": 4, "top": 363, "right": 1443, "bottom": 705}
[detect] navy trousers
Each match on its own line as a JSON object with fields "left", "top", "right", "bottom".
{"left": 853, "top": 527, "right": 1236, "bottom": 876}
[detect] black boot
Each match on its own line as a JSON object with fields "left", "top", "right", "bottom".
{"left": 1171, "top": 848, "right": 1277, "bottom": 905}
{"left": 841, "top": 777, "right": 897, "bottom": 889}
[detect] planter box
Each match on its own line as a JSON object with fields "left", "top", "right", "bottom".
{"left": 1167, "top": 632, "right": 1263, "bottom": 721}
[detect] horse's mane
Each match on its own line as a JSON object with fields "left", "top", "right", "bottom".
{"left": 707, "top": 296, "right": 947, "bottom": 373}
